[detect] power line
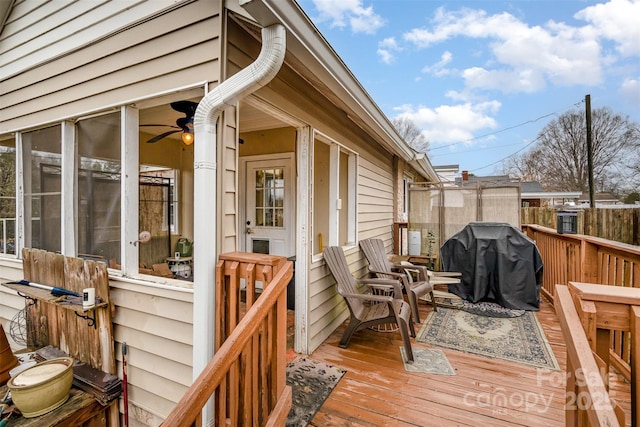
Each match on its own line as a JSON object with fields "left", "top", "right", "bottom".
{"left": 470, "top": 135, "right": 542, "bottom": 173}
{"left": 430, "top": 99, "right": 584, "bottom": 152}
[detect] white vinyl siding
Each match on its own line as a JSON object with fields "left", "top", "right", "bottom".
{"left": 0, "top": 0, "right": 223, "bottom": 423}
{"left": 0, "top": 1, "right": 221, "bottom": 133}
{"left": 307, "top": 153, "right": 395, "bottom": 352}
{"left": 110, "top": 281, "right": 193, "bottom": 419}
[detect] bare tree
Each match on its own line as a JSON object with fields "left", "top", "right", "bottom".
{"left": 391, "top": 117, "right": 430, "bottom": 152}
{"left": 504, "top": 107, "right": 636, "bottom": 192}
{"left": 502, "top": 147, "right": 547, "bottom": 183}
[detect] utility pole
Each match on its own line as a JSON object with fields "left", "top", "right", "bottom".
{"left": 585, "top": 94, "right": 595, "bottom": 209}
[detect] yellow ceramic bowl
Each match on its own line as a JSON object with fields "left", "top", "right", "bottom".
{"left": 7, "top": 357, "right": 74, "bottom": 418}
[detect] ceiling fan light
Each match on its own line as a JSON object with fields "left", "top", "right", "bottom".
{"left": 182, "top": 131, "right": 194, "bottom": 145}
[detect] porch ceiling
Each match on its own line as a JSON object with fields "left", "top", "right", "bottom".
{"left": 139, "top": 98, "right": 286, "bottom": 142}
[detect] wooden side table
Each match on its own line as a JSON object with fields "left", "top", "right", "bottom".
{"left": 0, "top": 384, "right": 117, "bottom": 426}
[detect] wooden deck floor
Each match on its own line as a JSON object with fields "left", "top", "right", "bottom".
{"left": 292, "top": 296, "right": 632, "bottom": 427}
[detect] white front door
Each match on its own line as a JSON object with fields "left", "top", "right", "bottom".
{"left": 242, "top": 155, "right": 294, "bottom": 257}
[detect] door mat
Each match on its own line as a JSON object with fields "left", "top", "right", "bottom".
{"left": 417, "top": 308, "right": 559, "bottom": 371}
{"left": 286, "top": 357, "right": 346, "bottom": 427}
{"left": 400, "top": 347, "right": 456, "bottom": 375}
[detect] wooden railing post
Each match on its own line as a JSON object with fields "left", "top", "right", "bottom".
{"left": 631, "top": 305, "right": 640, "bottom": 427}
{"left": 580, "top": 239, "right": 599, "bottom": 284}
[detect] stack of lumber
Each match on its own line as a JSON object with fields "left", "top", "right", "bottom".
{"left": 35, "top": 346, "right": 122, "bottom": 405}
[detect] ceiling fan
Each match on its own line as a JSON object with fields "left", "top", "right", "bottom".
{"left": 142, "top": 101, "right": 198, "bottom": 145}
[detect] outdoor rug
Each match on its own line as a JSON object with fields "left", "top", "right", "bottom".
{"left": 458, "top": 300, "right": 526, "bottom": 318}
{"left": 400, "top": 347, "right": 456, "bottom": 375}
{"left": 285, "top": 357, "right": 346, "bottom": 427}
{"left": 417, "top": 307, "right": 560, "bottom": 370}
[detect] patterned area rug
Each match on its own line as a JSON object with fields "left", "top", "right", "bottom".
{"left": 400, "top": 347, "right": 456, "bottom": 375}
{"left": 286, "top": 357, "right": 346, "bottom": 427}
{"left": 417, "top": 308, "right": 559, "bottom": 370}
{"left": 459, "top": 300, "right": 526, "bottom": 318}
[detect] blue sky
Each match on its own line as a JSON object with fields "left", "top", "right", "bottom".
{"left": 296, "top": 0, "right": 640, "bottom": 175}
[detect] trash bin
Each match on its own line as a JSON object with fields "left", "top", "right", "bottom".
{"left": 557, "top": 211, "right": 578, "bottom": 234}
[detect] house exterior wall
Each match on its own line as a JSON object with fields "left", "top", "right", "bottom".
{"left": 0, "top": 1, "right": 223, "bottom": 424}
{"left": 1, "top": 0, "right": 221, "bottom": 132}
{"left": 226, "top": 16, "right": 402, "bottom": 353}
{"left": 1, "top": 2, "right": 431, "bottom": 423}
{"left": 307, "top": 153, "right": 395, "bottom": 350}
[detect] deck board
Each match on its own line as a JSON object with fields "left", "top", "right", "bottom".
{"left": 296, "top": 296, "right": 631, "bottom": 426}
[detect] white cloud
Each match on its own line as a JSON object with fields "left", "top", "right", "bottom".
{"left": 421, "top": 51, "right": 454, "bottom": 76}
{"left": 393, "top": 101, "right": 500, "bottom": 146}
{"left": 462, "top": 67, "right": 547, "bottom": 93}
{"left": 576, "top": 0, "right": 640, "bottom": 56}
{"left": 620, "top": 77, "right": 640, "bottom": 104}
{"left": 402, "top": 6, "right": 607, "bottom": 92}
{"left": 377, "top": 37, "right": 399, "bottom": 64}
{"left": 312, "top": 0, "right": 384, "bottom": 34}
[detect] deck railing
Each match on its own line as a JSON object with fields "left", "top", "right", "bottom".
{"left": 523, "top": 225, "right": 639, "bottom": 426}
{"left": 162, "top": 252, "right": 293, "bottom": 427}
{"left": 555, "top": 282, "right": 639, "bottom": 426}
{"left": 522, "top": 224, "right": 640, "bottom": 301}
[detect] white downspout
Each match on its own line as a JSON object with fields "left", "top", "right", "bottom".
{"left": 192, "top": 23, "right": 285, "bottom": 424}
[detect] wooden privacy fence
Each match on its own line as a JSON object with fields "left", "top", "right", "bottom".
{"left": 522, "top": 207, "right": 640, "bottom": 245}
{"left": 162, "top": 252, "right": 293, "bottom": 427}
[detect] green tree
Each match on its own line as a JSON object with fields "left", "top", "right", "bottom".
{"left": 623, "top": 191, "right": 640, "bottom": 204}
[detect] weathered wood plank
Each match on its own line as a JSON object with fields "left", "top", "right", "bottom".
{"left": 305, "top": 292, "right": 631, "bottom": 427}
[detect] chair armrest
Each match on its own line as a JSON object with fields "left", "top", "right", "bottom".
{"left": 341, "top": 292, "right": 393, "bottom": 304}
{"left": 356, "top": 278, "right": 403, "bottom": 298}
{"left": 369, "top": 269, "right": 405, "bottom": 279}
{"left": 428, "top": 276, "right": 461, "bottom": 285}
{"left": 428, "top": 271, "right": 462, "bottom": 277}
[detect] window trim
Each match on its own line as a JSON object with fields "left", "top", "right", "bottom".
{"left": 313, "top": 131, "right": 358, "bottom": 253}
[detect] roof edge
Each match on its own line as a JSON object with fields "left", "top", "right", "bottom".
{"left": 240, "top": 0, "right": 437, "bottom": 181}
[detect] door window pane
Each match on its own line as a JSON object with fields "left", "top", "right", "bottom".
{"left": 255, "top": 168, "right": 284, "bottom": 228}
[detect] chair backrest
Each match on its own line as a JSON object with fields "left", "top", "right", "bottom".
{"left": 323, "top": 246, "right": 365, "bottom": 316}
{"left": 359, "top": 238, "right": 394, "bottom": 278}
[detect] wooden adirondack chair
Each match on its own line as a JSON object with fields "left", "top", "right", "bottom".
{"left": 323, "top": 246, "right": 415, "bottom": 363}
{"left": 359, "top": 238, "right": 460, "bottom": 323}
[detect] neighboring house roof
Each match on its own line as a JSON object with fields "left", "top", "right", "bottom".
{"left": 520, "top": 181, "right": 581, "bottom": 200}
{"left": 455, "top": 174, "right": 516, "bottom": 187}
{"left": 521, "top": 181, "right": 544, "bottom": 193}
{"left": 433, "top": 164, "right": 460, "bottom": 171}
{"left": 578, "top": 192, "right": 620, "bottom": 203}
{"left": 433, "top": 164, "right": 459, "bottom": 184}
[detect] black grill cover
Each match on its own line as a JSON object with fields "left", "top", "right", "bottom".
{"left": 440, "top": 222, "right": 543, "bottom": 311}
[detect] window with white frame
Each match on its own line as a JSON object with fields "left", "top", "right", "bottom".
{"left": 0, "top": 137, "right": 16, "bottom": 255}
{"left": 22, "top": 125, "right": 62, "bottom": 253}
{"left": 312, "top": 135, "right": 357, "bottom": 255}
{"left": 403, "top": 173, "right": 413, "bottom": 222}
{"left": 77, "top": 112, "right": 122, "bottom": 263}
{"left": 2, "top": 90, "right": 198, "bottom": 282}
